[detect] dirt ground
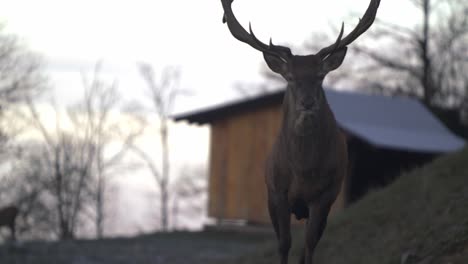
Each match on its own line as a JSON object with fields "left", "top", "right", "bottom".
{"left": 0, "top": 230, "right": 275, "bottom": 264}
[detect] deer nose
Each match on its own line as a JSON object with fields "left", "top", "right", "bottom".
{"left": 301, "top": 100, "right": 315, "bottom": 109}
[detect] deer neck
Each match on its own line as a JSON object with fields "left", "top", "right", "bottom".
{"left": 280, "top": 86, "right": 334, "bottom": 170}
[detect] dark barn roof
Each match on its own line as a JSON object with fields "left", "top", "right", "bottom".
{"left": 174, "top": 91, "right": 284, "bottom": 124}
{"left": 173, "top": 89, "right": 466, "bottom": 153}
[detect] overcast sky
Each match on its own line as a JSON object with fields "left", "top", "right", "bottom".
{"left": 2, "top": 0, "right": 419, "bottom": 113}
{"left": 1, "top": 0, "right": 420, "bottom": 233}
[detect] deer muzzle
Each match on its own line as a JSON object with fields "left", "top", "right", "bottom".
{"left": 294, "top": 110, "right": 317, "bottom": 135}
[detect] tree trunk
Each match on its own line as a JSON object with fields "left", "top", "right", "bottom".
{"left": 160, "top": 119, "right": 170, "bottom": 231}
{"left": 96, "top": 176, "right": 104, "bottom": 239}
{"left": 161, "top": 183, "right": 169, "bottom": 231}
{"left": 172, "top": 198, "right": 179, "bottom": 230}
{"left": 60, "top": 224, "right": 74, "bottom": 240}
{"left": 54, "top": 149, "right": 69, "bottom": 240}
{"left": 421, "top": 0, "right": 433, "bottom": 104}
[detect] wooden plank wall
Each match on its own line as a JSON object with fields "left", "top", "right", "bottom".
{"left": 208, "top": 103, "right": 346, "bottom": 224}
{"left": 208, "top": 103, "right": 282, "bottom": 224}
{"left": 208, "top": 119, "right": 228, "bottom": 219}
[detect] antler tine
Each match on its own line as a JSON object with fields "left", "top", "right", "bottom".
{"left": 317, "top": 0, "right": 381, "bottom": 59}
{"left": 248, "top": 23, "right": 270, "bottom": 51}
{"left": 220, "top": 0, "right": 292, "bottom": 60}
{"left": 339, "top": 0, "right": 381, "bottom": 44}
{"left": 317, "top": 22, "right": 345, "bottom": 59}
{"left": 221, "top": 0, "right": 270, "bottom": 51}
{"left": 269, "top": 38, "right": 293, "bottom": 61}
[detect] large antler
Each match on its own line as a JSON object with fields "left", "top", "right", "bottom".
{"left": 220, "top": 0, "right": 292, "bottom": 61}
{"left": 316, "top": 0, "right": 381, "bottom": 59}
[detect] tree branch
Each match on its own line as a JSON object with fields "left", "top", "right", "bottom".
{"left": 353, "top": 45, "right": 421, "bottom": 78}
{"left": 130, "top": 145, "right": 162, "bottom": 185}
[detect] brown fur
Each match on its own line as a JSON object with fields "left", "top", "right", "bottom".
{"left": 265, "top": 86, "right": 348, "bottom": 264}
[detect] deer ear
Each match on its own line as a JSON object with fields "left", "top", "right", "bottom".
{"left": 321, "top": 47, "right": 347, "bottom": 74}
{"left": 263, "top": 53, "right": 288, "bottom": 76}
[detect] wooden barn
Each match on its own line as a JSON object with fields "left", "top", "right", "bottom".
{"left": 174, "top": 89, "right": 465, "bottom": 225}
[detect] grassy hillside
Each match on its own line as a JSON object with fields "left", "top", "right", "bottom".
{"left": 1, "top": 147, "right": 466, "bottom": 264}
{"left": 229, "top": 147, "right": 468, "bottom": 264}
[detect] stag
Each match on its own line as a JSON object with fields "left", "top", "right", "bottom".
{"left": 0, "top": 205, "right": 18, "bottom": 241}
{"left": 220, "top": 0, "right": 380, "bottom": 263}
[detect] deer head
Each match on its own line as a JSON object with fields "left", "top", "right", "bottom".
{"left": 221, "top": 0, "right": 380, "bottom": 114}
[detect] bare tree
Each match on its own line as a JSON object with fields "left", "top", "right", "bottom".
{"left": 4, "top": 150, "right": 46, "bottom": 240}
{"left": 305, "top": 0, "right": 468, "bottom": 109}
{"left": 5, "top": 130, "right": 96, "bottom": 240}
{"left": 4, "top": 155, "right": 54, "bottom": 241}
{"left": 0, "top": 26, "right": 46, "bottom": 173}
{"left": 70, "top": 64, "right": 145, "bottom": 238}
{"left": 0, "top": 26, "right": 46, "bottom": 111}
{"left": 47, "top": 132, "right": 96, "bottom": 240}
{"left": 134, "top": 63, "right": 187, "bottom": 232}
{"left": 0, "top": 28, "right": 46, "bottom": 237}
{"left": 4, "top": 68, "right": 143, "bottom": 240}
{"left": 1, "top": 55, "right": 145, "bottom": 240}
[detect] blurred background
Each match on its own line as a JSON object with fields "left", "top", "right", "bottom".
{"left": 0, "top": 0, "right": 467, "bottom": 263}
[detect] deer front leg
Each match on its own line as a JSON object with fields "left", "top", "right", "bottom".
{"left": 268, "top": 194, "right": 291, "bottom": 264}
{"left": 303, "top": 201, "right": 332, "bottom": 264}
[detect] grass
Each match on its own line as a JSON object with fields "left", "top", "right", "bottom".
{"left": 0, "top": 230, "right": 274, "bottom": 264}
{"left": 1, "top": 147, "right": 467, "bottom": 263}
{"left": 226, "top": 146, "right": 468, "bottom": 264}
